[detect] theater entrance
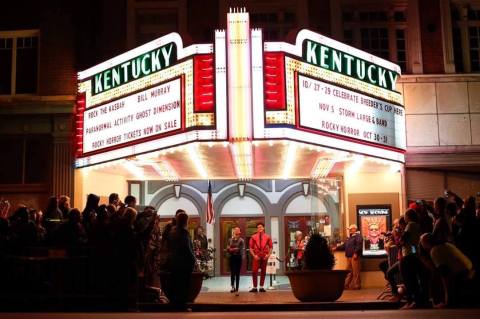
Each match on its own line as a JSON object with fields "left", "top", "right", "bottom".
{"left": 219, "top": 217, "right": 265, "bottom": 275}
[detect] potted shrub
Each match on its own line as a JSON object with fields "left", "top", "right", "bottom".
{"left": 285, "top": 233, "right": 350, "bottom": 302}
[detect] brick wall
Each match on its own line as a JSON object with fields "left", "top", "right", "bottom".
{"left": 419, "top": 0, "right": 444, "bottom": 74}
{"left": 188, "top": 0, "right": 218, "bottom": 43}
{"left": 38, "top": 11, "right": 76, "bottom": 96}
{"left": 308, "top": 0, "right": 331, "bottom": 36}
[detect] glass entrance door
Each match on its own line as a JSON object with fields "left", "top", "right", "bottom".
{"left": 219, "top": 217, "right": 265, "bottom": 275}
{"left": 284, "top": 216, "right": 311, "bottom": 267}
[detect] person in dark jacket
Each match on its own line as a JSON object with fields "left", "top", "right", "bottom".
{"left": 336, "top": 224, "right": 363, "bottom": 289}
{"left": 82, "top": 193, "right": 100, "bottom": 234}
{"left": 227, "top": 226, "right": 244, "bottom": 295}
{"left": 166, "top": 211, "right": 195, "bottom": 311}
{"left": 43, "top": 196, "right": 63, "bottom": 235}
{"left": 54, "top": 208, "right": 87, "bottom": 247}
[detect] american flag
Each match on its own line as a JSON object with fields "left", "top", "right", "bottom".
{"left": 206, "top": 180, "right": 215, "bottom": 224}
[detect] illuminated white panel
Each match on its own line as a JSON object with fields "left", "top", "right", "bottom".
{"left": 251, "top": 29, "right": 266, "bottom": 139}
{"left": 227, "top": 9, "right": 252, "bottom": 141}
{"left": 83, "top": 79, "right": 181, "bottom": 154}
{"left": 298, "top": 75, "right": 406, "bottom": 150}
{"left": 227, "top": 9, "right": 254, "bottom": 179}
{"left": 215, "top": 29, "right": 228, "bottom": 139}
{"left": 261, "top": 127, "right": 405, "bottom": 163}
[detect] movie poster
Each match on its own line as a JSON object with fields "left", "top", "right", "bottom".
{"left": 356, "top": 205, "right": 392, "bottom": 257}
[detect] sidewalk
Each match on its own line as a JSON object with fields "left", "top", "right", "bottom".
{"left": 140, "top": 276, "right": 402, "bottom": 312}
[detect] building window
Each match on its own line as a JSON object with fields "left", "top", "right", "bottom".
{"left": 342, "top": 7, "right": 408, "bottom": 72}
{"left": 360, "top": 27, "right": 390, "bottom": 60}
{"left": 0, "top": 136, "right": 51, "bottom": 184}
{"left": 0, "top": 31, "right": 39, "bottom": 95}
{"left": 452, "top": 3, "right": 480, "bottom": 72}
{"left": 127, "top": 0, "right": 186, "bottom": 48}
{"left": 250, "top": 9, "right": 296, "bottom": 41}
{"left": 135, "top": 8, "right": 178, "bottom": 46}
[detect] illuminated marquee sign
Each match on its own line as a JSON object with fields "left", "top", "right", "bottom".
{"left": 75, "top": 31, "right": 224, "bottom": 166}
{"left": 92, "top": 42, "right": 177, "bottom": 96}
{"left": 254, "top": 29, "right": 406, "bottom": 160}
{"left": 298, "top": 75, "right": 406, "bottom": 150}
{"left": 75, "top": 12, "right": 406, "bottom": 167}
{"left": 303, "top": 40, "right": 399, "bottom": 92}
{"left": 83, "top": 78, "right": 181, "bottom": 154}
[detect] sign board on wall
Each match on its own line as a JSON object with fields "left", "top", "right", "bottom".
{"left": 298, "top": 75, "right": 406, "bottom": 150}
{"left": 356, "top": 205, "right": 392, "bottom": 257}
{"left": 83, "top": 78, "right": 182, "bottom": 154}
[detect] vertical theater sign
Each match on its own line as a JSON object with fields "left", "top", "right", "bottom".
{"left": 75, "top": 9, "right": 405, "bottom": 267}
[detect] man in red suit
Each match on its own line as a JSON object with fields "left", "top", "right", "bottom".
{"left": 249, "top": 222, "right": 273, "bottom": 292}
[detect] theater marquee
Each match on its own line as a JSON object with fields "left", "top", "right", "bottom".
{"left": 75, "top": 12, "right": 406, "bottom": 169}
{"left": 75, "top": 32, "right": 226, "bottom": 167}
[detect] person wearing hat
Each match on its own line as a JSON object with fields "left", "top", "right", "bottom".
{"left": 335, "top": 224, "right": 363, "bottom": 289}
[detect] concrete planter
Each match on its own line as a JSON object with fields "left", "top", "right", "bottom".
{"left": 159, "top": 271, "right": 204, "bottom": 303}
{"left": 285, "top": 269, "right": 350, "bottom": 302}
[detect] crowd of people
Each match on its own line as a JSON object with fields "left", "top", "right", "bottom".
{"left": 1, "top": 189, "right": 479, "bottom": 310}
{"left": 0, "top": 193, "right": 204, "bottom": 310}
{"left": 378, "top": 190, "right": 480, "bottom": 309}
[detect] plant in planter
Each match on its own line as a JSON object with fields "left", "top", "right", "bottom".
{"left": 302, "top": 233, "right": 335, "bottom": 270}
{"left": 286, "top": 233, "right": 350, "bottom": 302}
{"left": 194, "top": 243, "right": 216, "bottom": 279}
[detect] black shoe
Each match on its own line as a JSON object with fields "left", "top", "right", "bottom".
{"left": 230, "top": 287, "right": 235, "bottom": 293}
{"left": 249, "top": 288, "right": 258, "bottom": 292}
{"left": 259, "top": 288, "right": 266, "bottom": 292}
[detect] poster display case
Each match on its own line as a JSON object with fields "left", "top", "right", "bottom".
{"left": 356, "top": 205, "right": 392, "bottom": 257}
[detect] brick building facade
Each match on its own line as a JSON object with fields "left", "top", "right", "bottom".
{"left": 1, "top": 0, "right": 479, "bottom": 210}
